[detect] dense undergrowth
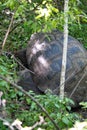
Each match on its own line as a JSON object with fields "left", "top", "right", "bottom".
{"left": 0, "top": 0, "right": 87, "bottom": 129}
{"left": 0, "top": 54, "right": 79, "bottom": 129}
{"left": 0, "top": 24, "right": 87, "bottom": 129}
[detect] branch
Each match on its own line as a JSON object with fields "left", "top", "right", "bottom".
{"left": 9, "top": 21, "right": 23, "bottom": 34}
{"left": 0, "top": 75, "right": 60, "bottom": 130}
{"left": 69, "top": 70, "right": 87, "bottom": 98}
{"left": 12, "top": 54, "right": 35, "bottom": 74}
{"left": 2, "top": 14, "right": 14, "bottom": 50}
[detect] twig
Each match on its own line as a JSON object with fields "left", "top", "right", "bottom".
{"left": 9, "top": 21, "right": 23, "bottom": 34}
{"left": 2, "top": 14, "right": 14, "bottom": 50}
{"left": 0, "top": 75, "right": 60, "bottom": 130}
{"left": 0, "top": 116, "right": 14, "bottom": 130}
{"left": 12, "top": 55, "right": 35, "bottom": 74}
{"left": 31, "top": 116, "right": 45, "bottom": 129}
{"left": 69, "top": 70, "right": 87, "bottom": 98}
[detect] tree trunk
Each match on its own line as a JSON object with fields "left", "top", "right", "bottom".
{"left": 60, "top": 0, "right": 69, "bottom": 99}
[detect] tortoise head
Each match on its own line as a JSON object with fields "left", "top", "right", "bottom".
{"left": 14, "top": 48, "right": 28, "bottom": 68}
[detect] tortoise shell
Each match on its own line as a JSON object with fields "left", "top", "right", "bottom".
{"left": 26, "top": 30, "right": 87, "bottom": 95}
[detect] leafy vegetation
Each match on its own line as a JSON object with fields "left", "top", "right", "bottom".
{"left": 0, "top": 88, "right": 79, "bottom": 129}
{"left": 0, "top": 0, "right": 87, "bottom": 129}
{"left": 0, "top": 0, "right": 87, "bottom": 50}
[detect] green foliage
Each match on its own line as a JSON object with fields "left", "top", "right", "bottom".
{"left": 0, "top": 0, "right": 87, "bottom": 129}
{"left": 78, "top": 0, "right": 87, "bottom": 14}
{"left": 0, "top": 54, "right": 23, "bottom": 110}
{"left": 0, "top": 121, "right": 9, "bottom": 130}
{"left": 0, "top": 53, "right": 18, "bottom": 94}
{"left": 80, "top": 102, "right": 87, "bottom": 109}
{"left": 3, "top": 92, "right": 78, "bottom": 129}
{"left": 0, "top": 0, "right": 87, "bottom": 51}
{"left": 69, "top": 24, "right": 87, "bottom": 48}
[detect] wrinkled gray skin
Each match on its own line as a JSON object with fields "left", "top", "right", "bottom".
{"left": 17, "top": 69, "right": 43, "bottom": 94}
{"left": 15, "top": 30, "right": 87, "bottom": 107}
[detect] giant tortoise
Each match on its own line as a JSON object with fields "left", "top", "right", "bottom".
{"left": 15, "top": 30, "right": 87, "bottom": 106}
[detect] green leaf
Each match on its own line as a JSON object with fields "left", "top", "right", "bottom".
{"left": 62, "top": 116, "right": 70, "bottom": 125}
{"left": 66, "top": 105, "right": 71, "bottom": 111}
{"left": 80, "top": 102, "right": 87, "bottom": 109}
{"left": 55, "top": 103, "right": 60, "bottom": 109}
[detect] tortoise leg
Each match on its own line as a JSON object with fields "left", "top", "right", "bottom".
{"left": 17, "top": 69, "right": 43, "bottom": 94}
